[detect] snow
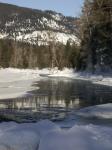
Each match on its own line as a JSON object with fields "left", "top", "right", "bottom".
{"left": 0, "top": 68, "right": 40, "bottom": 99}
{"left": 0, "top": 120, "right": 60, "bottom": 150}
{"left": 0, "top": 30, "right": 79, "bottom": 45}
{"left": 0, "top": 33, "right": 8, "bottom": 39}
{"left": 22, "top": 30, "right": 79, "bottom": 45}
{"left": 5, "top": 20, "right": 15, "bottom": 27}
{"left": 0, "top": 67, "right": 112, "bottom": 100}
{"left": 0, "top": 120, "right": 112, "bottom": 150}
{"left": 42, "top": 17, "right": 61, "bottom": 29}
{"left": 46, "top": 68, "right": 112, "bottom": 86}
{"left": 0, "top": 129, "right": 39, "bottom": 150}
{"left": 0, "top": 67, "right": 76, "bottom": 99}
{"left": 39, "top": 124, "right": 112, "bottom": 150}
{"left": 94, "top": 77, "right": 112, "bottom": 86}
{"left": 41, "top": 15, "right": 66, "bottom": 31}
{"left": 51, "top": 14, "right": 62, "bottom": 21}
{"left": 77, "top": 103, "right": 112, "bottom": 119}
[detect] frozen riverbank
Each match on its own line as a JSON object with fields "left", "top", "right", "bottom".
{"left": 0, "top": 67, "right": 112, "bottom": 99}
{"left": 0, "top": 68, "right": 40, "bottom": 99}
{"left": 0, "top": 119, "right": 112, "bottom": 150}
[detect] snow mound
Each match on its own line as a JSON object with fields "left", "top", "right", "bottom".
{"left": 77, "top": 103, "right": 112, "bottom": 119}
{"left": 0, "top": 122, "right": 39, "bottom": 150}
{"left": 0, "top": 130, "right": 39, "bottom": 150}
{"left": 35, "top": 120, "right": 60, "bottom": 137}
{"left": 0, "top": 120, "right": 59, "bottom": 150}
{"left": 39, "top": 124, "right": 112, "bottom": 150}
{"left": 0, "top": 120, "right": 112, "bottom": 150}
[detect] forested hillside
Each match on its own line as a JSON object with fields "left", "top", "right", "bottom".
{"left": 0, "top": 1, "right": 111, "bottom": 72}
{"left": 0, "top": 2, "right": 80, "bottom": 69}
{"left": 0, "top": 2, "right": 79, "bottom": 45}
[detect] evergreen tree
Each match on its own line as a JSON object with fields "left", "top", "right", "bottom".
{"left": 80, "top": 0, "right": 112, "bottom": 72}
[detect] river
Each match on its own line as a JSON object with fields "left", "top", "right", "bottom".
{"left": 0, "top": 77, "right": 112, "bottom": 127}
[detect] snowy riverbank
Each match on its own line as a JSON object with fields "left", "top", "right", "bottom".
{"left": 0, "top": 68, "right": 41, "bottom": 99}
{"left": 0, "top": 67, "right": 112, "bottom": 99}
{"left": 0, "top": 119, "right": 112, "bottom": 150}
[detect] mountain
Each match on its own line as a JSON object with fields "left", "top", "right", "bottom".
{"left": 0, "top": 2, "right": 79, "bottom": 45}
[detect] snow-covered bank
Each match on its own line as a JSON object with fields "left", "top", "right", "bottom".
{"left": 0, "top": 120, "right": 112, "bottom": 150}
{"left": 0, "top": 67, "right": 112, "bottom": 99}
{"left": 47, "top": 68, "right": 112, "bottom": 86}
{"left": 0, "top": 68, "right": 74, "bottom": 100}
{"left": 39, "top": 124, "right": 112, "bottom": 150}
{"left": 77, "top": 103, "right": 112, "bottom": 119}
{"left": 94, "top": 77, "right": 112, "bottom": 86}
{"left": 0, "top": 120, "right": 59, "bottom": 150}
{"left": 0, "top": 68, "right": 41, "bottom": 99}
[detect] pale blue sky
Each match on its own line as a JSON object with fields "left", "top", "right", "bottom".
{"left": 0, "top": 0, "right": 84, "bottom": 17}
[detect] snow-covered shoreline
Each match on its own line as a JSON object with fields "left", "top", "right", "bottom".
{"left": 0, "top": 68, "right": 41, "bottom": 99}
{"left": 0, "top": 67, "right": 112, "bottom": 99}
{"left": 0, "top": 119, "right": 112, "bottom": 150}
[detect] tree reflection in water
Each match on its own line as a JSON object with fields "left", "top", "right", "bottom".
{"left": 0, "top": 78, "right": 112, "bottom": 122}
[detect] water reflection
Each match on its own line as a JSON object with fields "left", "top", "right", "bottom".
{"left": 0, "top": 78, "right": 112, "bottom": 122}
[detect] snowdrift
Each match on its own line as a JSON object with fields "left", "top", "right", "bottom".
{"left": 0, "top": 119, "right": 112, "bottom": 150}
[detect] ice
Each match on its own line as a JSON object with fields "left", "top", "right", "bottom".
{"left": 77, "top": 103, "right": 112, "bottom": 119}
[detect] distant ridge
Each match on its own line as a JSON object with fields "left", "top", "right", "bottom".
{"left": 0, "top": 2, "right": 79, "bottom": 45}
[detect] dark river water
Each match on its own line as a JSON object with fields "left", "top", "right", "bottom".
{"left": 0, "top": 77, "right": 112, "bottom": 126}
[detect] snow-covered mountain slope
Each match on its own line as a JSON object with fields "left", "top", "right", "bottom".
{"left": 0, "top": 3, "right": 79, "bottom": 45}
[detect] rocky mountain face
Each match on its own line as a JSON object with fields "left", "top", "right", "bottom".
{"left": 0, "top": 3, "right": 79, "bottom": 45}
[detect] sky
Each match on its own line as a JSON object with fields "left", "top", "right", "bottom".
{"left": 0, "top": 0, "right": 84, "bottom": 17}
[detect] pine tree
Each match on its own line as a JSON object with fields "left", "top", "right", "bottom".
{"left": 80, "top": 0, "right": 112, "bottom": 72}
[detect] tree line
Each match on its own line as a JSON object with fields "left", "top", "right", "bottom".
{"left": 0, "top": 39, "right": 80, "bottom": 69}
{"left": 0, "top": 0, "right": 111, "bottom": 72}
